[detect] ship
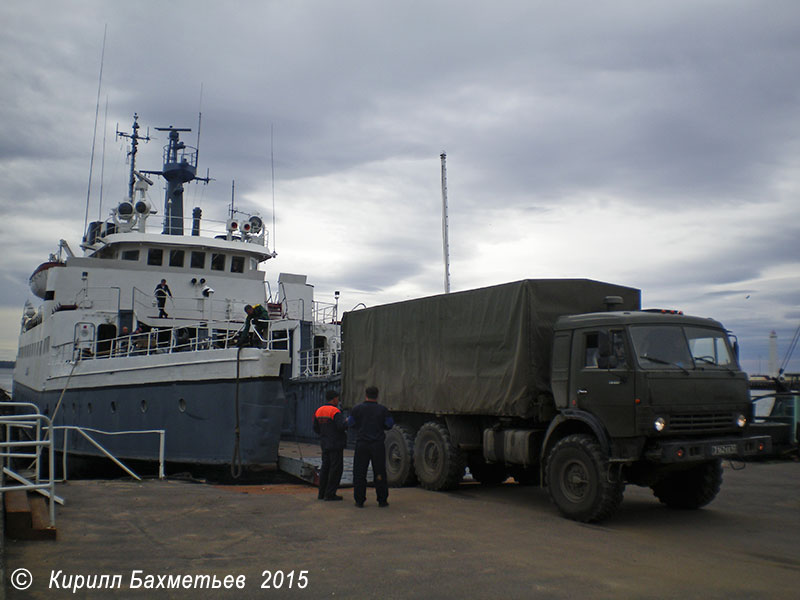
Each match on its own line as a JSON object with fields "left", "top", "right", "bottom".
{"left": 11, "top": 114, "right": 341, "bottom": 475}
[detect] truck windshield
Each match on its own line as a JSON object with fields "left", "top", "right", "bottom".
{"left": 630, "top": 325, "right": 735, "bottom": 370}
{"left": 684, "top": 326, "right": 736, "bottom": 369}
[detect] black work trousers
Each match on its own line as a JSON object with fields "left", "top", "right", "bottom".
{"left": 353, "top": 440, "right": 388, "bottom": 505}
{"left": 318, "top": 448, "right": 344, "bottom": 499}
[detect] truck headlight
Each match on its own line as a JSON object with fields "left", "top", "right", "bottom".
{"left": 654, "top": 417, "right": 666, "bottom": 432}
{"left": 736, "top": 414, "right": 747, "bottom": 428}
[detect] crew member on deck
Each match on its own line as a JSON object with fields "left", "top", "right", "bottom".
{"left": 242, "top": 304, "right": 270, "bottom": 343}
{"left": 313, "top": 390, "right": 348, "bottom": 501}
{"left": 154, "top": 279, "right": 172, "bottom": 318}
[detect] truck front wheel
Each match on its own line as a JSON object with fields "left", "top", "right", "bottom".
{"left": 384, "top": 424, "right": 417, "bottom": 487}
{"left": 413, "top": 422, "right": 465, "bottom": 490}
{"left": 546, "top": 434, "right": 624, "bottom": 523}
{"left": 651, "top": 459, "right": 723, "bottom": 509}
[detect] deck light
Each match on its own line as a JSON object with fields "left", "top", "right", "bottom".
{"left": 654, "top": 417, "right": 666, "bottom": 432}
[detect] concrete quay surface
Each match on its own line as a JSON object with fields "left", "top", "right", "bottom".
{"left": 4, "top": 460, "right": 799, "bottom": 600}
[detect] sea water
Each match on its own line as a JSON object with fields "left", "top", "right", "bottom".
{"left": 0, "top": 366, "right": 13, "bottom": 394}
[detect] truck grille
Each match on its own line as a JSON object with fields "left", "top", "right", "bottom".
{"left": 670, "top": 412, "right": 733, "bottom": 433}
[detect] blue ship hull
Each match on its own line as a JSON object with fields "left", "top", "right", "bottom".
{"left": 12, "top": 376, "right": 286, "bottom": 467}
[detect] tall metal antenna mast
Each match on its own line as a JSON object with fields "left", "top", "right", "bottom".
{"left": 83, "top": 24, "right": 107, "bottom": 237}
{"left": 441, "top": 152, "right": 451, "bottom": 294}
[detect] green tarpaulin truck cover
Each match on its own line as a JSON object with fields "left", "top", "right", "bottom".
{"left": 341, "top": 279, "right": 640, "bottom": 417}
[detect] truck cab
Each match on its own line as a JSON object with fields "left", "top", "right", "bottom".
{"left": 544, "top": 310, "right": 770, "bottom": 521}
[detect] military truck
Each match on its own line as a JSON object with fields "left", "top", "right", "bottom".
{"left": 341, "top": 279, "right": 771, "bottom": 522}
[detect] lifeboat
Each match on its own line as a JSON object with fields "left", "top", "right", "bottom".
{"left": 28, "top": 261, "right": 64, "bottom": 299}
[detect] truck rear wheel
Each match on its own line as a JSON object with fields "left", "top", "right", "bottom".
{"left": 384, "top": 424, "right": 417, "bottom": 487}
{"left": 651, "top": 459, "right": 723, "bottom": 509}
{"left": 545, "top": 434, "right": 624, "bottom": 523}
{"left": 413, "top": 422, "right": 465, "bottom": 490}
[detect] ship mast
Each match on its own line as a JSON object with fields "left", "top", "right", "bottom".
{"left": 116, "top": 113, "right": 150, "bottom": 200}
{"left": 141, "top": 125, "right": 209, "bottom": 235}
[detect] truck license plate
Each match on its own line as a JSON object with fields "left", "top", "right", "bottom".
{"left": 711, "top": 443, "right": 738, "bottom": 456}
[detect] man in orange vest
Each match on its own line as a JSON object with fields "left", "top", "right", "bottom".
{"left": 313, "top": 390, "right": 348, "bottom": 501}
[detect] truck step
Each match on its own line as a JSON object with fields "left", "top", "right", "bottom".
{"left": 4, "top": 489, "right": 57, "bottom": 541}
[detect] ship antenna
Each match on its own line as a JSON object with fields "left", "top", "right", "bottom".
{"left": 196, "top": 83, "right": 203, "bottom": 164}
{"left": 83, "top": 24, "right": 107, "bottom": 237}
{"left": 117, "top": 113, "right": 150, "bottom": 199}
{"left": 230, "top": 179, "right": 236, "bottom": 218}
{"left": 97, "top": 96, "right": 109, "bottom": 220}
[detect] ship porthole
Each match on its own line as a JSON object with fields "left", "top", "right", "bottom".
{"left": 178, "top": 398, "right": 186, "bottom": 412}
{"left": 110, "top": 401, "right": 117, "bottom": 413}
{"left": 140, "top": 400, "right": 147, "bottom": 413}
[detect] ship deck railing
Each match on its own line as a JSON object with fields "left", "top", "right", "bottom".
{"left": 52, "top": 318, "right": 292, "bottom": 364}
{"left": 295, "top": 349, "right": 342, "bottom": 380}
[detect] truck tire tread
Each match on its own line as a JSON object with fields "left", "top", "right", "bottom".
{"left": 385, "top": 424, "right": 418, "bottom": 487}
{"left": 545, "top": 433, "right": 624, "bottom": 523}
{"left": 413, "top": 421, "right": 465, "bottom": 491}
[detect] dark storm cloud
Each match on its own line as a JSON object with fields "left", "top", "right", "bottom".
{"left": 2, "top": 0, "right": 800, "bottom": 369}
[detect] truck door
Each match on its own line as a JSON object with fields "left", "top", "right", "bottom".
{"left": 571, "top": 328, "right": 635, "bottom": 437}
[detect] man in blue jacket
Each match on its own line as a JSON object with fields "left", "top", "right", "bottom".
{"left": 347, "top": 386, "right": 394, "bottom": 508}
{"left": 313, "top": 390, "right": 348, "bottom": 501}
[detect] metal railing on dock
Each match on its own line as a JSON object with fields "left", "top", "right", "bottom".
{"left": 1, "top": 402, "right": 168, "bottom": 530}
{"left": 53, "top": 426, "right": 166, "bottom": 482}
{"left": 1, "top": 402, "right": 59, "bottom": 527}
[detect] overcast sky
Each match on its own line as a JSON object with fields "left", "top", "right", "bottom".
{"left": 1, "top": 0, "right": 798, "bottom": 374}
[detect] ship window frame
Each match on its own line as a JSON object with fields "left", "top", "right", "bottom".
{"left": 121, "top": 249, "right": 140, "bottom": 262}
{"left": 169, "top": 249, "right": 185, "bottom": 268}
{"left": 230, "top": 256, "right": 245, "bottom": 274}
{"left": 147, "top": 248, "right": 164, "bottom": 266}
{"left": 211, "top": 253, "right": 226, "bottom": 271}
{"left": 190, "top": 251, "right": 206, "bottom": 269}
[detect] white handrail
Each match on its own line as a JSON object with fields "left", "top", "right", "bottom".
{"left": 52, "top": 425, "right": 165, "bottom": 482}
{"left": 0, "top": 402, "right": 57, "bottom": 526}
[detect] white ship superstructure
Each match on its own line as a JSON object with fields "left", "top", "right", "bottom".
{"left": 12, "top": 115, "right": 340, "bottom": 470}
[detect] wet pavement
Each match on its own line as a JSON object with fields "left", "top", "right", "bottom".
{"left": 3, "top": 460, "right": 799, "bottom": 599}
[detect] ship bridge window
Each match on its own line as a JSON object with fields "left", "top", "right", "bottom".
{"left": 230, "top": 256, "right": 244, "bottom": 273}
{"left": 191, "top": 251, "right": 206, "bottom": 269}
{"left": 121, "top": 249, "right": 140, "bottom": 261}
{"left": 147, "top": 248, "right": 164, "bottom": 266}
{"left": 211, "top": 253, "right": 225, "bottom": 271}
{"left": 169, "top": 249, "right": 185, "bottom": 268}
